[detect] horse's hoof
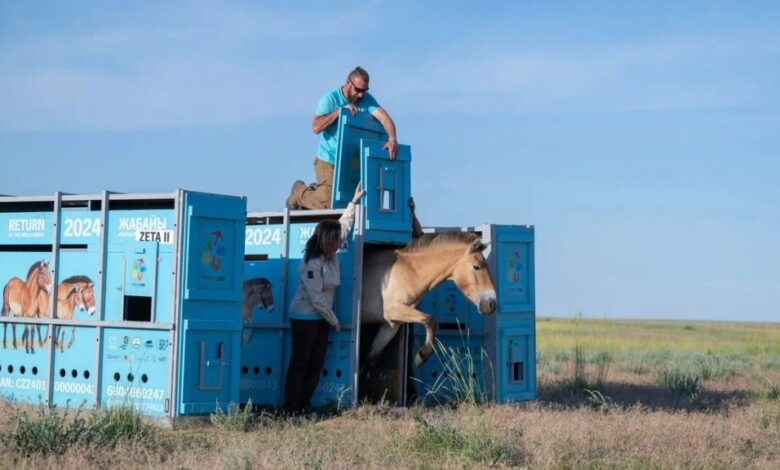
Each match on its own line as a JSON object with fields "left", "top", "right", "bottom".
{"left": 415, "top": 353, "right": 424, "bottom": 368}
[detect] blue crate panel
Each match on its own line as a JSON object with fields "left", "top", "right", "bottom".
{"left": 101, "top": 328, "right": 172, "bottom": 417}
{"left": 239, "top": 328, "right": 282, "bottom": 406}
{"left": 495, "top": 320, "right": 536, "bottom": 402}
{"left": 310, "top": 329, "right": 353, "bottom": 408}
{"left": 51, "top": 326, "right": 97, "bottom": 408}
{"left": 493, "top": 226, "right": 535, "bottom": 313}
{"left": 0, "top": 333, "right": 49, "bottom": 404}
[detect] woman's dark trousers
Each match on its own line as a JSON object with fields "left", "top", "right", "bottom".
{"left": 283, "top": 319, "right": 330, "bottom": 413}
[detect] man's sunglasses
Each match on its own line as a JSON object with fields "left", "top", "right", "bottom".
{"left": 350, "top": 78, "right": 369, "bottom": 94}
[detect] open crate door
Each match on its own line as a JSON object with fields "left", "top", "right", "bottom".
{"left": 332, "top": 109, "right": 386, "bottom": 209}
{"left": 360, "top": 138, "right": 412, "bottom": 244}
{"left": 177, "top": 191, "right": 245, "bottom": 414}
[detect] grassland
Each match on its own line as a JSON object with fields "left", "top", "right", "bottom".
{"left": 1, "top": 316, "right": 779, "bottom": 469}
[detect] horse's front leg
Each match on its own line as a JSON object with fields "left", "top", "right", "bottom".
{"left": 383, "top": 304, "right": 436, "bottom": 368}
{"left": 67, "top": 326, "right": 75, "bottom": 349}
{"left": 363, "top": 323, "right": 401, "bottom": 373}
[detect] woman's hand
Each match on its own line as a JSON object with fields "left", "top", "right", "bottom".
{"left": 333, "top": 321, "right": 342, "bottom": 333}
{"left": 352, "top": 182, "right": 364, "bottom": 204}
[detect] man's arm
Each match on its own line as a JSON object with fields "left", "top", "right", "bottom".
{"left": 371, "top": 108, "right": 398, "bottom": 160}
{"left": 312, "top": 108, "right": 341, "bottom": 134}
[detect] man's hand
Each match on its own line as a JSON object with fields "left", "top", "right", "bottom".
{"left": 345, "top": 103, "right": 358, "bottom": 116}
{"left": 383, "top": 139, "right": 397, "bottom": 160}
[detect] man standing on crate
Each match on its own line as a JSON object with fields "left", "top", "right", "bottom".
{"left": 286, "top": 66, "right": 398, "bottom": 210}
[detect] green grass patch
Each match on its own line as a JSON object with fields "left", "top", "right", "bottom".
{"left": 8, "top": 403, "right": 157, "bottom": 456}
{"left": 537, "top": 317, "right": 780, "bottom": 356}
{"left": 410, "top": 411, "right": 524, "bottom": 467}
{"left": 761, "top": 355, "right": 780, "bottom": 371}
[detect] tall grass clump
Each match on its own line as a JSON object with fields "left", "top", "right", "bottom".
{"left": 656, "top": 365, "right": 701, "bottom": 398}
{"left": 751, "top": 376, "right": 780, "bottom": 402}
{"left": 9, "top": 403, "right": 85, "bottom": 456}
{"left": 421, "top": 331, "right": 491, "bottom": 407}
{"left": 9, "top": 403, "right": 156, "bottom": 456}
{"left": 572, "top": 343, "right": 588, "bottom": 390}
{"left": 761, "top": 355, "right": 780, "bottom": 371}
{"left": 210, "top": 399, "right": 270, "bottom": 432}
{"left": 410, "top": 411, "right": 524, "bottom": 467}
{"left": 592, "top": 351, "right": 613, "bottom": 387}
{"left": 79, "top": 405, "right": 157, "bottom": 448}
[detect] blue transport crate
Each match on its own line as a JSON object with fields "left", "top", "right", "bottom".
{"left": 0, "top": 190, "right": 246, "bottom": 421}
{"left": 242, "top": 210, "right": 536, "bottom": 407}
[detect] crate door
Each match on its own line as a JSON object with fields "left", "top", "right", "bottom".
{"left": 498, "top": 327, "right": 536, "bottom": 402}
{"left": 360, "top": 138, "right": 411, "bottom": 243}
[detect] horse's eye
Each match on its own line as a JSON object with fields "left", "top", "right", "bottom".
{"left": 473, "top": 264, "right": 481, "bottom": 271}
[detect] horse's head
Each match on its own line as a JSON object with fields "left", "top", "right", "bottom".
{"left": 67, "top": 284, "right": 87, "bottom": 311}
{"left": 81, "top": 282, "right": 96, "bottom": 315}
{"left": 244, "top": 278, "right": 274, "bottom": 314}
{"left": 450, "top": 238, "right": 497, "bottom": 315}
{"left": 258, "top": 282, "right": 274, "bottom": 312}
{"left": 37, "top": 262, "right": 53, "bottom": 292}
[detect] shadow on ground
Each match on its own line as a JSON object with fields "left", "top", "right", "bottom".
{"left": 538, "top": 380, "right": 752, "bottom": 412}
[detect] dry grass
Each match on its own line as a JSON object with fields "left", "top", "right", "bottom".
{"left": 0, "top": 317, "right": 778, "bottom": 468}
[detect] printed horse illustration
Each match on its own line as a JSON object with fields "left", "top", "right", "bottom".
{"left": 1, "top": 261, "right": 52, "bottom": 353}
{"left": 53, "top": 276, "right": 96, "bottom": 352}
{"left": 361, "top": 232, "right": 497, "bottom": 368}
{"left": 241, "top": 277, "right": 274, "bottom": 347}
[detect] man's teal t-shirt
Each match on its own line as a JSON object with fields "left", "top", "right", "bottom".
{"left": 315, "top": 87, "right": 380, "bottom": 164}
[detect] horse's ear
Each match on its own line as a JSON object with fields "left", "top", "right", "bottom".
{"left": 470, "top": 239, "right": 489, "bottom": 253}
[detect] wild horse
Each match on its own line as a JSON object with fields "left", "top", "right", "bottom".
{"left": 361, "top": 232, "right": 497, "bottom": 368}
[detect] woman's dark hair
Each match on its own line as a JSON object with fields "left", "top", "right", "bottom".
{"left": 304, "top": 219, "right": 342, "bottom": 263}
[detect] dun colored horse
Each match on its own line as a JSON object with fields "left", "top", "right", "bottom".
{"left": 361, "top": 232, "right": 497, "bottom": 367}
{"left": 242, "top": 277, "right": 274, "bottom": 346}
{"left": 1, "top": 261, "right": 52, "bottom": 353}
{"left": 53, "top": 276, "right": 96, "bottom": 352}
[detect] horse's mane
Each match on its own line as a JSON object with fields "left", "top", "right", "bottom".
{"left": 26, "top": 261, "right": 45, "bottom": 279}
{"left": 62, "top": 275, "right": 93, "bottom": 284}
{"left": 399, "top": 232, "right": 480, "bottom": 253}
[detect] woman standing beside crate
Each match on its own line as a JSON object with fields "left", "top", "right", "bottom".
{"left": 283, "top": 184, "right": 363, "bottom": 415}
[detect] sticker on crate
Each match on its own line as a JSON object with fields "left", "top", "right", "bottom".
{"left": 52, "top": 275, "right": 96, "bottom": 352}
{"left": 202, "top": 230, "right": 227, "bottom": 271}
{"left": 506, "top": 251, "right": 524, "bottom": 284}
{"left": 2, "top": 264, "right": 95, "bottom": 354}
{"left": 1, "top": 260, "right": 51, "bottom": 353}
{"left": 135, "top": 229, "right": 173, "bottom": 244}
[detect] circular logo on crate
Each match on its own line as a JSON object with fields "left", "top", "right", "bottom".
{"left": 506, "top": 252, "right": 523, "bottom": 284}
{"left": 131, "top": 258, "right": 146, "bottom": 281}
{"left": 132, "top": 337, "right": 141, "bottom": 349}
{"left": 202, "top": 230, "right": 227, "bottom": 271}
{"left": 445, "top": 293, "right": 458, "bottom": 313}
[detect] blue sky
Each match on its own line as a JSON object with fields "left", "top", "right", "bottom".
{"left": 1, "top": 1, "right": 778, "bottom": 322}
